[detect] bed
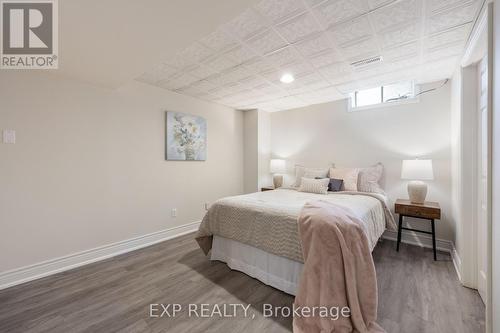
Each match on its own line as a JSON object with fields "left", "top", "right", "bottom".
{"left": 196, "top": 188, "right": 395, "bottom": 295}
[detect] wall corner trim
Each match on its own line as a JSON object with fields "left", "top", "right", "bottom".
{"left": 0, "top": 221, "right": 201, "bottom": 290}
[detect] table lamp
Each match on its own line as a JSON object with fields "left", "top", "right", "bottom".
{"left": 401, "top": 159, "right": 434, "bottom": 204}
{"left": 270, "top": 159, "right": 286, "bottom": 188}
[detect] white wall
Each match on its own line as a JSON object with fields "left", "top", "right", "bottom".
{"left": 269, "top": 82, "right": 454, "bottom": 241}
{"left": 257, "top": 110, "right": 272, "bottom": 189}
{"left": 0, "top": 71, "right": 244, "bottom": 273}
{"left": 243, "top": 110, "right": 258, "bottom": 193}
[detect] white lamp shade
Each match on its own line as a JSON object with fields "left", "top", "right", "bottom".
{"left": 401, "top": 159, "right": 434, "bottom": 180}
{"left": 270, "top": 159, "right": 286, "bottom": 174}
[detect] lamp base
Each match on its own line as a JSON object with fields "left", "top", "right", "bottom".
{"left": 273, "top": 175, "right": 283, "bottom": 188}
{"left": 408, "top": 180, "right": 427, "bottom": 204}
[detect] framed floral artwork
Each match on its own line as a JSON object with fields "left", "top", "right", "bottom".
{"left": 165, "top": 111, "right": 206, "bottom": 161}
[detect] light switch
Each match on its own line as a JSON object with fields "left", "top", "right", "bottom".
{"left": 3, "top": 130, "right": 16, "bottom": 144}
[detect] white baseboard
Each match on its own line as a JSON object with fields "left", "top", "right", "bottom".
{"left": 0, "top": 221, "right": 201, "bottom": 291}
{"left": 451, "top": 243, "right": 462, "bottom": 282}
{"left": 382, "top": 229, "right": 462, "bottom": 281}
{"left": 382, "top": 229, "right": 453, "bottom": 252}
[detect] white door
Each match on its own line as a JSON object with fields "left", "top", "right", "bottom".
{"left": 477, "top": 56, "right": 488, "bottom": 303}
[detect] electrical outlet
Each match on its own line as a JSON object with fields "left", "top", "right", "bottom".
{"left": 171, "top": 208, "right": 177, "bottom": 218}
{"left": 204, "top": 202, "right": 210, "bottom": 211}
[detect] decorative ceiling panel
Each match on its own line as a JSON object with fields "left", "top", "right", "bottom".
{"left": 426, "top": 24, "right": 471, "bottom": 50}
{"left": 426, "top": 3, "right": 479, "bottom": 34}
{"left": 328, "top": 16, "right": 373, "bottom": 47}
{"left": 199, "top": 29, "right": 238, "bottom": 53}
{"left": 294, "top": 33, "right": 333, "bottom": 57}
{"left": 255, "top": 0, "right": 307, "bottom": 24}
{"left": 245, "top": 30, "right": 288, "bottom": 56}
{"left": 276, "top": 12, "right": 323, "bottom": 43}
{"left": 136, "top": 0, "right": 482, "bottom": 112}
{"left": 370, "top": 0, "right": 420, "bottom": 33}
{"left": 313, "top": 0, "right": 370, "bottom": 27}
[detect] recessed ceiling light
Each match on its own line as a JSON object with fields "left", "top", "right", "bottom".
{"left": 280, "top": 73, "right": 294, "bottom": 84}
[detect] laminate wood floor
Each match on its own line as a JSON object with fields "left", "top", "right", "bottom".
{"left": 0, "top": 234, "right": 485, "bottom": 333}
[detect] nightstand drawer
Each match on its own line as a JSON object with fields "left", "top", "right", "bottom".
{"left": 395, "top": 202, "right": 440, "bottom": 219}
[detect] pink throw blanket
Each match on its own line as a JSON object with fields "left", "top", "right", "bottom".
{"left": 293, "top": 200, "right": 385, "bottom": 333}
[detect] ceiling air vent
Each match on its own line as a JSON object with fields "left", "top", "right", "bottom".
{"left": 350, "top": 56, "right": 382, "bottom": 69}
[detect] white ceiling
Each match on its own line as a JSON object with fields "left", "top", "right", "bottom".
{"left": 137, "top": 0, "right": 483, "bottom": 112}
{"left": 55, "top": 0, "right": 259, "bottom": 88}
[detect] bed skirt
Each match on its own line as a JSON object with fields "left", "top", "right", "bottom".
{"left": 211, "top": 235, "right": 303, "bottom": 296}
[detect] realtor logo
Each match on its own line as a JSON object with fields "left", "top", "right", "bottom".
{"left": 1, "top": 0, "right": 58, "bottom": 69}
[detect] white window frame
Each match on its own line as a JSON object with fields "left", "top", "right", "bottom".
{"left": 348, "top": 81, "right": 419, "bottom": 112}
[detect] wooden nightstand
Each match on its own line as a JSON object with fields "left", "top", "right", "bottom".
{"left": 261, "top": 187, "right": 274, "bottom": 192}
{"left": 394, "top": 199, "right": 441, "bottom": 260}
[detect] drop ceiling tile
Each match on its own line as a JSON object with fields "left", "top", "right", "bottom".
{"left": 427, "top": 3, "right": 478, "bottom": 34}
{"left": 246, "top": 29, "right": 288, "bottom": 56}
{"left": 254, "top": 0, "right": 307, "bottom": 24}
{"left": 223, "top": 46, "right": 258, "bottom": 65}
{"left": 281, "top": 82, "right": 311, "bottom": 94}
{"left": 304, "top": 0, "right": 328, "bottom": 8}
{"left": 243, "top": 57, "right": 276, "bottom": 73}
{"left": 281, "top": 61, "right": 315, "bottom": 76}
{"left": 370, "top": 0, "right": 420, "bottom": 32}
{"left": 225, "top": 9, "right": 268, "bottom": 41}
{"left": 190, "top": 79, "right": 218, "bottom": 92}
{"left": 254, "top": 83, "right": 289, "bottom": 96}
{"left": 318, "top": 62, "right": 351, "bottom": 79}
{"left": 260, "top": 68, "right": 286, "bottom": 82}
{"left": 425, "top": 24, "right": 471, "bottom": 50}
{"left": 294, "top": 33, "right": 333, "bottom": 57}
{"left": 187, "top": 65, "right": 218, "bottom": 80}
{"left": 308, "top": 86, "right": 345, "bottom": 100}
{"left": 427, "top": 0, "right": 474, "bottom": 14}
{"left": 276, "top": 12, "right": 323, "bottom": 44}
{"left": 180, "top": 42, "right": 214, "bottom": 64}
{"left": 136, "top": 0, "right": 478, "bottom": 112}
{"left": 203, "top": 55, "right": 238, "bottom": 72}
{"left": 174, "top": 85, "right": 204, "bottom": 97}
{"left": 382, "top": 41, "right": 419, "bottom": 61}
{"left": 378, "top": 23, "right": 420, "bottom": 48}
{"left": 165, "top": 53, "right": 198, "bottom": 71}
{"left": 328, "top": 16, "right": 373, "bottom": 47}
{"left": 219, "top": 66, "right": 253, "bottom": 83}
{"left": 264, "top": 46, "right": 302, "bottom": 67}
{"left": 313, "top": 0, "right": 370, "bottom": 28}
{"left": 303, "top": 79, "right": 332, "bottom": 91}
{"left": 239, "top": 75, "right": 270, "bottom": 88}
{"left": 339, "top": 37, "right": 378, "bottom": 59}
{"left": 423, "top": 42, "right": 464, "bottom": 62}
{"left": 309, "top": 49, "right": 343, "bottom": 68}
{"left": 296, "top": 71, "right": 324, "bottom": 83}
{"left": 368, "top": 0, "right": 396, "bottom": 10}
{"left": 199, "top": 29, "right": 238, "bottom": 52}
{"left": 383, "top": 56, "right": 421, "bottom": 72}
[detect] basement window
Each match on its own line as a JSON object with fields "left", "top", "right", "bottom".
{"left": 349, "top": 81, "right": 416, "bottom": 110}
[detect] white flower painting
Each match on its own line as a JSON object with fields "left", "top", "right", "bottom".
{"left": 166, "top": 111, "right": 206, "bottom": 161}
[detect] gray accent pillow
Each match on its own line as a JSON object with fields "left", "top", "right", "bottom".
{"left": 315, "top": 177, "right": 344, "bottom": 192}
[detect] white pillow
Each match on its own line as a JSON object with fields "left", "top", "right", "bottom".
{"left": 293, "top": 166, "right": 329, "bottom": 187}
{"left": 329, "top": 168, "right": 359, "bottom": 191}
{"left": 358, "top": 163, "right": 385, "bottom": 194}
{"left": 298, "top": 177, "right": 330, "bottom": 194}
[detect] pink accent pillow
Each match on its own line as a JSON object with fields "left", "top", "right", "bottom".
{"left": 329, "top": 168, "right": 359, "bottom": 191}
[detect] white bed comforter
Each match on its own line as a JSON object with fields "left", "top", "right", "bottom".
{"left": 196, "top": 189, "right": 396, "bottom": 263}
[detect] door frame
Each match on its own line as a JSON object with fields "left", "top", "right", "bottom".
{"left": 460, "top": 2, "right": 493, "bottom": 332}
